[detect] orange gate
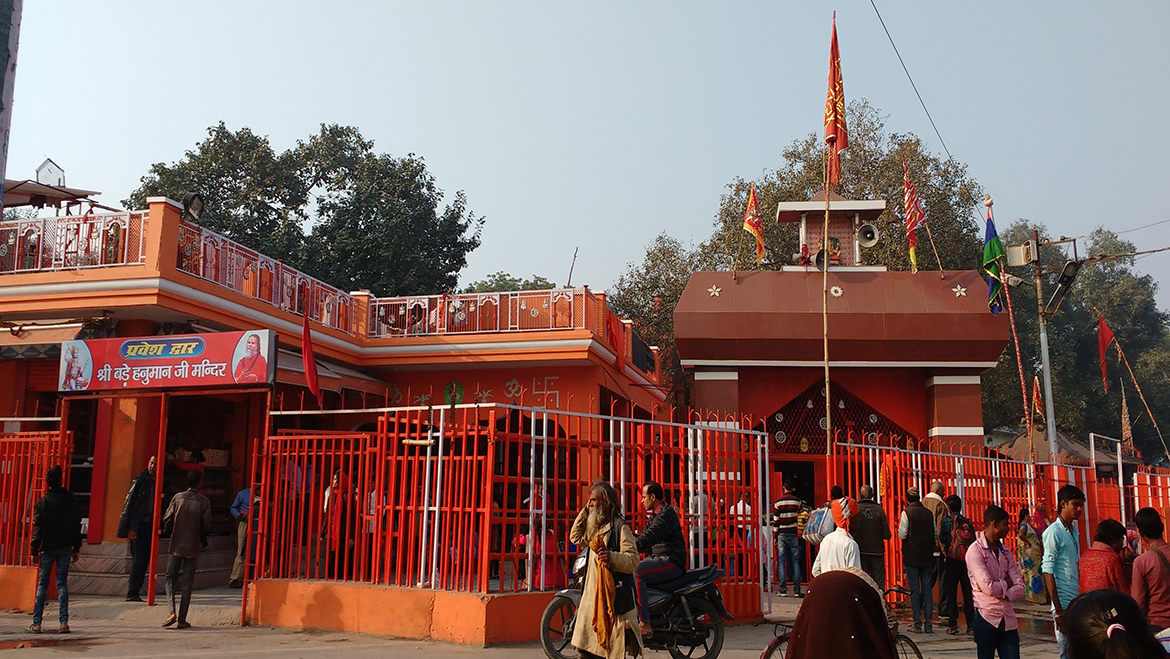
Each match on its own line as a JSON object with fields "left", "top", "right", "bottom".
{"left": 0, "top": 429, "right": 72, "bottom": 567}
{"left": 244, "top": 403, "right": 771, "bottom": 621}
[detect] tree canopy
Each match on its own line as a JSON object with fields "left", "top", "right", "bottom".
{"left": 610, "top": 100, "right": 1170, "bottom": 456}
{"left": 982, "top": 222, "right": 1170, "bottom": 458}
{"left": 125, "top": 122, "right": 483, "bottom": 296}
{"left": 461, "top": 271, "right": 557, "bottom": 293}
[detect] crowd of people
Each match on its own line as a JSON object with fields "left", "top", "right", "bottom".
{"left": 773, "top": 479, "right": 1170, "bottom": 658}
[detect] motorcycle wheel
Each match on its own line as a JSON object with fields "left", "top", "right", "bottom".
{"left": 540, "top": 594, "right": 580, "bottom": 659}
{"left": 667, "top": 597, "right": 725, "bottom": 659}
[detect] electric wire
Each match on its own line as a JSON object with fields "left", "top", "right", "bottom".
{"left": 868, "top": 0, "right": 952, "bottom": 161}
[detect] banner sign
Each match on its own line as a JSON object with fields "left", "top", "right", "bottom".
{"left": 59, "top": 330, "right": 276, "bottom": 391}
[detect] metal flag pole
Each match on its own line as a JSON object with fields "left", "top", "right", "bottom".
{"left": 822, "top": 150, "right": 832, "bottom": 462}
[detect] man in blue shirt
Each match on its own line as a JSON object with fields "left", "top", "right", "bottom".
{"left": 1042, "top": 484, "right": 1085, "bottom": 659}
{"left": 229, "top": 487, "right": 253, "bottom": 588}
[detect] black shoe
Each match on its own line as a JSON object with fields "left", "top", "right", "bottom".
{"left": 794, "top": 591, "right": 804, "bottom": 598}
{"left": 125, "top": 595, "right": 144, "bottom": 602}
{"left": 229, "top": 580, "right": 242, "bottom": 589}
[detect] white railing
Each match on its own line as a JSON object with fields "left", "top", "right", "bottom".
{"left": 367, "top": 288, "right": 599, "bottom": 338}
{"left": 177, "top": 221, "right": 359, "bottom": 336}
{"left": 0, "top": 211, "right": 148, "bottom": 273}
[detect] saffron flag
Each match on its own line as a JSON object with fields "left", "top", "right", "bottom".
{"left": 607, "top": 312, "right": 626, "bottom": 373}
{"left": 1120, "top": 379, "right": 1135, "bottom": 455}
{"left": 1032, "top": 376, "right": 1044, "bottom": 420}
{"left": 982, "top": 209, "right": 1005, "bottom": 315}
{"left": 902, "top": 157, "right": 926, "bottom": 273}
{"left": 824, "top": 12, "right": 847, "bottom": 188}
{"left": 302, "top": 305, "right": 321, "bottom": 403}
{"left": 742, "top": 183, "right": 765, "bottom": 265}
{"left": 1099, "top": 315, "right": 1115, "bottom": 392}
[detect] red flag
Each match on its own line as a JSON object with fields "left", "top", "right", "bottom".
{"left": 607, "top": 312, "right": 626, "bottom": 373}
{"left": 1099, "top": 315, "right": 1115, "bottom": 393}
{"left": 824, "top": 12, "right": 847, "bottom": 188}
{"left": 302, "top": 307, "right": 321, "bottom": 403}
{"left": 742, "top": 183, "right": 765, "bottom": 265}
{"left": 902, "top": 157, "right": 926, "bottom": 272}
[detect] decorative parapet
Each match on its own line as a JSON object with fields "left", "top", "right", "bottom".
{"left": 176, "top": 220, "right": 359, "bottom": 335}
{"left": 0, "top": 211, "right": 148, "bottom": 273}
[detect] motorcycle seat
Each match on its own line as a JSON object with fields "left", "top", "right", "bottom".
{"left": 651, "top": 565, "right": 719, "bottom": 594}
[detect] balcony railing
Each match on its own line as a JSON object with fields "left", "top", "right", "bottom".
{"left": 0, "top": 211, "right": 147, "bottom": 273}
{"left": 368, "top": 288, "right": 599, "bottom": 338}
{"left": 177, "top": 221, "right": 359, "bottom": 335}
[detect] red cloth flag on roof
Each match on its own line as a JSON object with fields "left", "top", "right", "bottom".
{"left": 824, "top": 12, "right": 847, "bottom": 189}
{"left": 742, "top": 183, "right": 765, "bottom": 265}
{"left": 1031, "top": 375, "right": 1044, "bottom": 420}
{"left": 302, "top": 301, "right": 321, "bottom": 403}
{"left": 1099, "top": 315, "right": 1115, "bottom": 393}
{"left": 902, "top": 157, "right": 926, "bottom": 273}
{"left": 607, "top": 311, "right": 626, "bottom": 373}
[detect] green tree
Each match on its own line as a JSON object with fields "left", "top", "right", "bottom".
{"left": 461, "top": 271, "right": 557, "bottom": 293}
{"left": 612, "top": 100, "right": 983, "bottom": 401}
{"left": 707, "top": 100, "right": 983, "bottom": 273}
{"left": 124, "top": 123, "right": 483, "bottom": 296}
{"left": 982, "top": 221, "right": 1170, "bottom": 459}
{"left": 607, "top": 234, "right": 715, "bottom": 402}
{"left": 124, "top": 122, "right": 308, "bottom": 262}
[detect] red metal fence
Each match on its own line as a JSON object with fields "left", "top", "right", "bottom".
{"left": 827, "top": 436, "right": 1170, "bottom": 602}
{"left": 0, "top": 431, "right": 72, "bottom": 566}
{"left": 246, "top": 404, "right": 771, "bottom": 618}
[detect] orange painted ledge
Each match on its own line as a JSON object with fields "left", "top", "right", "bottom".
{"left": 246, "top": 580, "right": 556, "bottom": 646}
{"left": 0, "top": 566, "right": 38, "bottom": 612}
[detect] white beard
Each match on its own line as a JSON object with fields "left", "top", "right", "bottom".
{"left": 585, "top": 506, "right": 611, "bottom": 541}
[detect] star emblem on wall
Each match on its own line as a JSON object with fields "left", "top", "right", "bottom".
{"left": 830, "top": 286, "right": 843, "bottom": 298}
{"left": 708, "top": 285, "right": 721, "bottom": 297}
{"left": 952, "top": 285, "right": 967, "bottom": 297}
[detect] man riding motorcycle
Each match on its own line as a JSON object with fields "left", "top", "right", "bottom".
{"left": 635, "top": 480, "right": 687, "bottom": 635}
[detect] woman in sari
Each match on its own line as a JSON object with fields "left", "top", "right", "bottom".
{"left": 1017, "top": 505, "right": 1048, "bottom": 604}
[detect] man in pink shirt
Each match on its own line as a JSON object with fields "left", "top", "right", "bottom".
{"left": 1132, "top": 507, "right": 1170, "bottom": 632}
{"left": 965, "top": 504, "right": 1025, "bottom": 659}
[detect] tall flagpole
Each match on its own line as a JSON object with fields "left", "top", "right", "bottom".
{"left": 823, "top": 152, "right": 832, "bottom": 460}
{"left": 922, "top": 221, "right": 945, "bottom": 279}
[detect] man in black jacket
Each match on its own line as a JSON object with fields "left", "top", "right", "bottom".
{"left": 117, "top": 455, "right": 156, "bottom": 602}
{"left": 29, "top": 465, "right": 82, "bottom": 634}
{"left": 634, "top": 480, "right": 686, "bottom": 634}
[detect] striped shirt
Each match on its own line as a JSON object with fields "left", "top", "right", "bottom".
{"left": 772, "top": 493, "right": 804, "bottom": 533}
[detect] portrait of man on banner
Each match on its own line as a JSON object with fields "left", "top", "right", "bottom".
{"left": 232, "top": 332, "right": 269, "bottom": 384}
{"left": 60, "top": 342, "right": 93, "bottom": 391}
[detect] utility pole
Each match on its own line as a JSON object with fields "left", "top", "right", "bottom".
{"left": 0, "top": 0, "right": 22, "bottom": 219}
{"left": 1033, "top": 229, "right": 1059, "bottom": 459}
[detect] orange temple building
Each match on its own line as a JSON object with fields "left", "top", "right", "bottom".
{"left": 0, "top": 191, "right": 667, "bottom": 631}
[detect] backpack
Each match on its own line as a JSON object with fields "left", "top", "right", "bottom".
{"left": 946, "top": 514, "right": 976, "bottom": 561}
{"left": 802, "top": 504, "right": 834, "bottom": 545}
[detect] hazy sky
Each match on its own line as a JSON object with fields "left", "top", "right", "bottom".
{"left": 11, "top": 2, "right": 1170, "bottom": 306}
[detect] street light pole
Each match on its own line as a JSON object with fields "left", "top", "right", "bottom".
{"left": 1033, "top": 229, "right": 1059, "bottom": 459}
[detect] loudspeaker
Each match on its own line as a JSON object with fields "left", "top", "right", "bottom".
{"left": 857, "top": 223, "right": 879, "bottom": 248}
{"left": 814, "top": 250, "right": 827, "bottom": 271}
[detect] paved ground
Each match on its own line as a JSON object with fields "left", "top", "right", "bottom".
{"left": 0, "top": 589, "right": 1060, "bottom": 658}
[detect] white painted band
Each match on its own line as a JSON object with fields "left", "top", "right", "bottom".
{"left": 927, "top": 426, "right": 986, "bottom": 437}
{"left": 694, "top": 372, "right": 738, "bottom": 381}
{"left": 682, "top": 359, "right": 999, "bottom": 369}
{"left": 926, "top": 375, "right": 982, "bottom": 387}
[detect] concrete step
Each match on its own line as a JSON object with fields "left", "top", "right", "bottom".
{"left": 65, "top": 539, "right": 239, "bottom": 595}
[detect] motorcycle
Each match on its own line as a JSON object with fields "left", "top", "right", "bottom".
{"left": 540, "top": 550, "right": 733, "bottom": 659}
